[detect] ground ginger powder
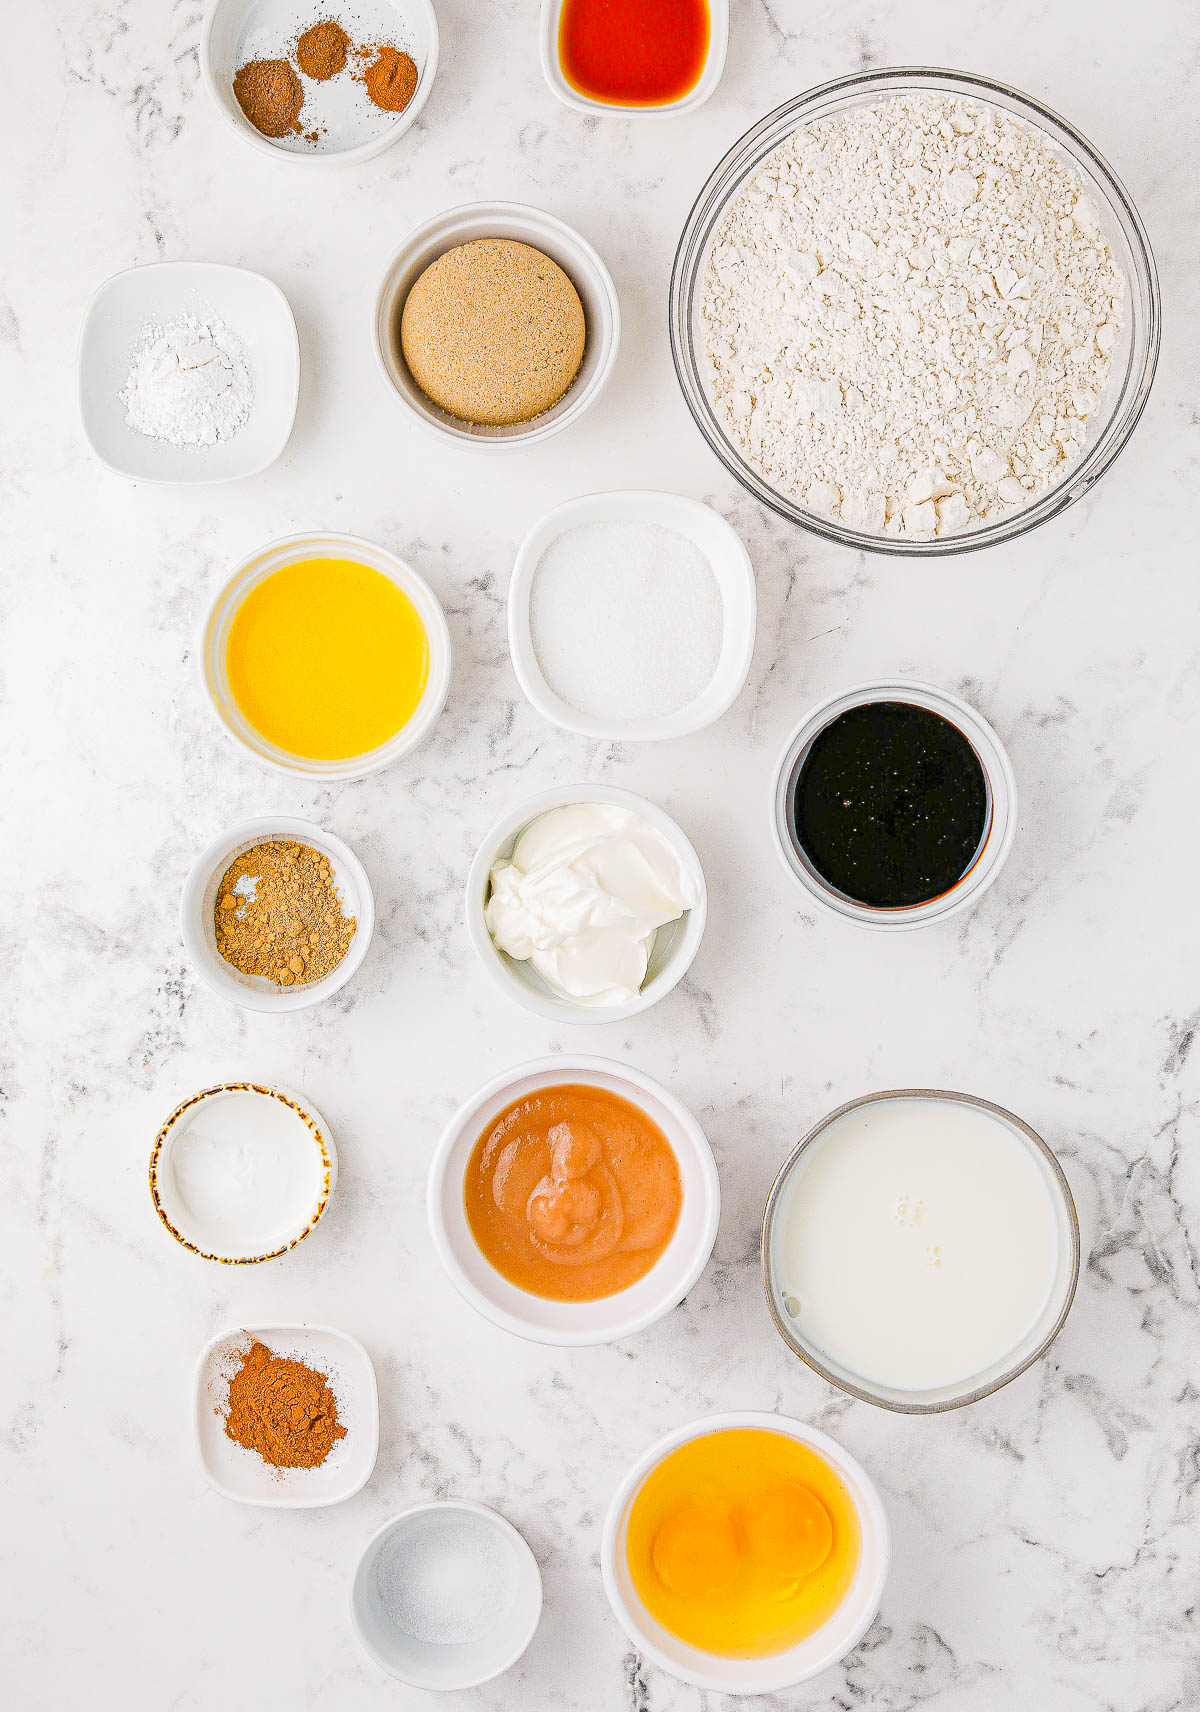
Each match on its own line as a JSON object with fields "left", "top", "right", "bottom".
{"left": 215, "top": 839, "right": 355, "bottom": 988}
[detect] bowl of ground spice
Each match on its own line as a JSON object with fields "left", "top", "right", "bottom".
{"left": 374, "top": 201, "right": 620, "bottom": 449}
{"left": 181, "top": 816, "right": 375, "bottom": 1011}
{"left": 195, "top": 1324, "right": 379, "bottom": 1505}
{"left": 200, "top": 0, "right": 438, "bottom": 164}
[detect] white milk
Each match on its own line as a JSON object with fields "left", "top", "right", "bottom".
{"left": 774, "top": 1098, "right": 1059, "bottom": 1391}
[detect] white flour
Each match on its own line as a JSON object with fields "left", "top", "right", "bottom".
{"left": 701, "top": 94, "right": 1126, "bottom": 538}
{"left": 121, "top": 312, "right": 253, "bottom": 447}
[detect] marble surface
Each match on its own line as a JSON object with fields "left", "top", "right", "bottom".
{"left": 3, "top": 1, "right": 1199, "bottom": 1707}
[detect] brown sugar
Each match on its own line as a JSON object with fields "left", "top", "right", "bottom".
{"left": 214, "top": 839, "right": 356, "bottom": 989}
{"left": 400, "top": 238, "right": 587, "bottom": 427}
{"left": 297, "top": 19, "right": 349, "bottom": 80}
{"left": 233, "top": 58, "right": 304, "bottom": 137}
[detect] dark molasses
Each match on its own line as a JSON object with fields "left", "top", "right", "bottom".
{"left": 791, "top": 701, "right": 988, "bottom": 908}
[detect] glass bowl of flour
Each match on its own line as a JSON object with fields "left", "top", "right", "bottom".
{"left": 671, "top": 68, "right": 1160, "bottom": 555}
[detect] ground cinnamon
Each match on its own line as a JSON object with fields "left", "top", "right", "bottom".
{"left": 224, "top": 1339, "right": 346, "bottom": 1470}
{"left": 233, "top": 58, "right": 304, "bottom": 137}
{"left": 297, "top": 19, "right": 349, "bottom": 80}
{"left": 358, "top": 44, "right": 419, "bottom": 112}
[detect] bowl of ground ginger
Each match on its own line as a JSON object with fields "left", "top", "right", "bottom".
{"left": 181, "top": 815, "right": 375, "bottom": 1012}
{"left": 200, "top": 0, "right": 438, "bottom": 164}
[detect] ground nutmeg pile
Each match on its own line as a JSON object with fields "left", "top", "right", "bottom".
{"left": 224, "top": 1339, "right": 346, "bottom": 1470}
{"left": 215, "top": 838, "right": 356, "bottom": 988}
{"left": 232, "top": 58, "right": 304, "bottom": 137}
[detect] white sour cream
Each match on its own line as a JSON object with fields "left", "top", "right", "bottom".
{"left": 485, "top": 803, "right": 700, "bottom": 1007}
{"left": 773, "top": 1097, "right": 1060, "bottom": 1391}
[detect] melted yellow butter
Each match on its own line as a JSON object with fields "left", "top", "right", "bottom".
{"left": 227, "top": 556, "right": 429, "bottom": 761}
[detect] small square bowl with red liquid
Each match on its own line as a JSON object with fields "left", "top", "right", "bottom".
{"left": 540, "top": 0, "right": 728, "bottom": 116}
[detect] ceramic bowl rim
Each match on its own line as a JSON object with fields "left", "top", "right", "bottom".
{"left": 198, "top": 0, "right": 441, "bottom": 167}
{"left": 506, "top": 488, "right": 756, "bottom": 741}
{"left": 149, "top": 1081, "right": 337, "bottom": 1263}
{"left": 760, "top": 1088, "right": 1082, "bottom": 1413}
{"left": 349, "top": 1498, "right": 544, "bottom": 1688}
{"left": 193, "top": 1321, "right": 379, "bottom": 1506}
{"left": 180, "top": 815, "right": 376, "bottom": 1013}
{"left": 600, "top": 1409, "right": 891, "bottom": 1693}
{"left": 426, "top": 1054, "right": 721, "bottom": 1346}
{"left": 465, "top": 782, "right": 708, "bottom": 1024}
{"left": 199, "top": 529, "right": 452, "bottom": 781}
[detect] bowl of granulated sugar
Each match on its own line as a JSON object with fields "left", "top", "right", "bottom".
{"left": 351, "top": 1501, "right": 543, "bottom": 1689}
{"left": 508, "top": 489, "right": 756, "bottom": 740}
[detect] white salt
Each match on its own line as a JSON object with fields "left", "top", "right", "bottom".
{"left": 375, "top": 1512, "right": 518, "bottom": 1646}
{"left": 529, "top": 520, "right": 724, "bottom": 725}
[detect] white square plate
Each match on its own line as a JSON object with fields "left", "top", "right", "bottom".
{"left": 79, "top": 261, "right": 299, "bottom": 483}
{"left": 194, "top": 1323, "right": 379, "bottom": 1506}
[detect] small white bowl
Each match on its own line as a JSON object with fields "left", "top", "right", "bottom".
{"left": 373, "top": 201, "right": 620, "bottom": 451}
{"left": 427, "top": 1055, "right": 720, "bottom": 1346}
{"left": 200, "top": 0, "right": 439, "bottom": 165}
{"left": 150, "top": 1081, "right": 336, "bottom": 1264}
{"left": 539, "top": 0, "right": 728, "bottom": 115}
{"left": 181, "top": 816, "right": 375, "bottom": 1013}
{"left": 466, "top": 784, "right": 707, "bottom": 1025}
{"left": 195, "top": 1323, "right": 379, "bottom": 1505}
{"left": 201, "top": 530, "right": 451, "bottom": 781}
{"left": 771, "top": 678, "right": 1018, "bottom": 930}
{"left": 602, "top": 1411, "right": 890, "bottom": 1695}
{"left": 79, "top": 261, "right": 299, "bottom": 483}
{"left": 351, "top": 1501, "right": 543, "bottom": 1689}
{"left": 509, "top": 490, "right": 755, "bottom": 740}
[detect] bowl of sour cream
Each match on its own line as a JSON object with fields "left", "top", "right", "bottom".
{"left": 761, "top": 1089, "right": 1080, "bottom": 1413}
{"left": 466, "top": 784, "right": 707, "bottom": 1024}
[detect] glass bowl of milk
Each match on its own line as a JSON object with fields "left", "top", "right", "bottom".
{"left": 762, "top": 1090, "right": 1080, "bottom": 1412}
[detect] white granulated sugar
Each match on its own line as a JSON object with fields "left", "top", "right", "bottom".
{"left": 530, "top": 520, "right": 724, "bottom": 724}
{"left": 375, "top": 1514, "right": 517, "bottom": 1646}
{"left": 121, "top": 312, "right": 253, "bottom": 447}
{"left": 701, "top": 93, "right": 1126, "bottom": 538}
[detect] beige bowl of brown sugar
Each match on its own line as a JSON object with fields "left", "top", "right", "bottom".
{"left": 181, "top": 816, "right": 375, "bottom": 1013}
{"left": 373, "top": 200, "right": 621, "bottom": 450}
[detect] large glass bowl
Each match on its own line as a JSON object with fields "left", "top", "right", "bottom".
{"left": 670, "top": 68, "right": 1161, "bottom": 556}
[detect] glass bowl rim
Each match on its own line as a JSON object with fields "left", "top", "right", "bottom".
{"left": 760, "top": 1086, "right": 1082, "bottom": 1412}
{"left": 670, "top": 65, "right": 1162, "bottom": 557}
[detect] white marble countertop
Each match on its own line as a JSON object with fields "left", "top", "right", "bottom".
{"left": 4, "top": 1, "right": 1199, "bottom": 1707}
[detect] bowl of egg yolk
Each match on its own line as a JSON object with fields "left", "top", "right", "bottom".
{"left": 602, "top": 1412, "right": 889, "bottom": 1694}
{"left": 202, "top": 531, "right": 452, "bottom": 781}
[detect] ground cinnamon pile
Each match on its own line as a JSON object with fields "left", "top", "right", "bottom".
{"left": 357, "top": 44, "right": 419, "bottom": 112}
{"left": 297, "top": 19, "right": 349, "bottom": 80}
{"left": 224, "top": 1340, "right": 346, "bottom": 1470}
{"left": 215, "top": 839, "right": 356, "bottom": 989}
{"left": 232, "top": 58, "right": 304, "bottom": 137}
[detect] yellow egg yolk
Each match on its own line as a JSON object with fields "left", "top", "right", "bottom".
{"left": 626, "top": 1428, "right": 860, "bottom": 1658}
{"left": 652, "top": 1507, "right": 740, "bottom": 1598}
{"left": 226, "top": 556, "right": 429, "bottom": 762}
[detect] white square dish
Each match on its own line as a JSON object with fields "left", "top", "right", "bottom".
{"left": 194, "top": 1323, "right": 379, "bottom": 1506}
{"left": 79, "top": 261, "right": 299, "bottom": 483}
